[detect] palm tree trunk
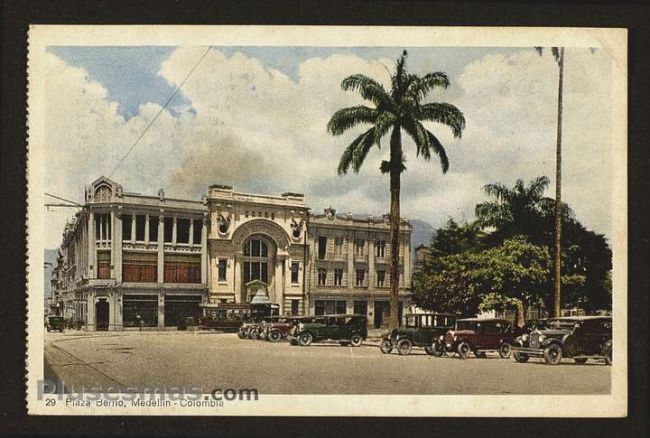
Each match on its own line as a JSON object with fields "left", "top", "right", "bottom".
{"left": 554, "top": 47, "right": 565, "bottom": 318}
{"left": 389, "top": 126, "right": 401, "bottom": 330}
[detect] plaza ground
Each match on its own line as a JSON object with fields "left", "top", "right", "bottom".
{"left": 44, "top": 331, "right": 611, "bottom": 395}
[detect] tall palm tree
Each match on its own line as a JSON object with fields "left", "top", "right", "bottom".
{"left": 327, "top": 50, "right": 466, "bottom": 329}
{"left": 476, "top": 176, "right": 552, "bottom": 240}
{"left": 536, "top": 46, "right": 565, "bottom": 318}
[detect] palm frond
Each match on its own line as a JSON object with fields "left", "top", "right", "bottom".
{"left": 425, "top": 130, "right": 450, "bottom": 173}
{"left": 420, "top": 103, "right": 466, "bottom": 138}
{"left": 526, "top": 176, "right": 550, "bottom": 199}
{"left": 407, "top": 72, "right": 450, "bottom": 101}
{"left": 483, "top": 183, "right": 510, "bottom": 202}
{"left": 372, "top": 112, "right": 396, "bottom": 147}
{"left": 337, "top": 127, "right": 376, "bottom": 175}
{"left": 327, "top": 105, "right": 377, "bottom": 136}
{"left": 341, "top": 74, "right": 392, "bottom": 108}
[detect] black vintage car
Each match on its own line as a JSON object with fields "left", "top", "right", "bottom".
{"left": 380, "top": 313, "right": 456, "bottom": 355}
{"left": 288, "top": 314, "right": 368, "bottom": 347}
{"left": 511, "top": 316, "right": 612, "bottom": 365}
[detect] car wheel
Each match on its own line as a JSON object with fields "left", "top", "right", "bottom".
{"left": 543, "top": 344, "right": 563, "bottom": 365}
{"left": 431, "top": 340, "right": 445, "bottom": 357}
{"left": 298, "top": 332, "right": 313, "bottom": 346}
{"left": 513, "top": 351, "right": 529, "bottom": 363}
{"left": 250, "top": 331, "right": 258, "bottom": 340}
{"left": 605, "top": 346, "right": 612, "bottom": 365}
{"left": 499, "top": 342, "right": 512, "bottom": 359}
{"left": 350, "top": 334, "right": 363, "bottom": 347}
{"left": 457, "top": 341, "right": 471, "bottom": 359}
{"left": 380, "top": 339, "right": 393, "bottom": 354}
{"left": 268, "top": 331, "right": 282, "bottom": 343}
{"left": 397, "top": 338, "right": 413, "bottom": 355}
{"left": 574, "top": 358, "right": 588, "bottom": 364}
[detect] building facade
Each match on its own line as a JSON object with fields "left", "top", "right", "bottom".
{"left": 307, "top": 208, "right": 412, "bottom": 329}
{"left": 53, "top": 176, "right": 208, "bottom": 331}
{"left": 203, "top": 184, "right": 310, "bottom": 317}
{"left": 52, "top": 178, "right": 411, "bottom": 330}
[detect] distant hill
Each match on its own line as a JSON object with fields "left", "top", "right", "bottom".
{"left": 44, "top": 248, "right": 59, "bottom": 300}
{"left": 409, "top": 219, "right": 435, "bottom": 263}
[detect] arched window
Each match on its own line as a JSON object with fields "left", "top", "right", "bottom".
{"left": 243, "top": 237, "right": 269, "bottom": 284}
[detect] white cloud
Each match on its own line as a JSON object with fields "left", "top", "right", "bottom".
{"left": 42, "top": 47, "right": 614, "bottom": 248}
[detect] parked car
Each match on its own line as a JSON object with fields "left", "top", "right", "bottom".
{"left": 261, "top": 316, "right": 313, "bottom": 342}
{"left": 46, "top": 316, "right": 65, "bottom": 332}
{"left": 380, "top": 313, "right": 456, "bottom": 355}
{"left": 288, "top": 314, "right": 367, "bottom": 347}
{"left": 511, "top": 316, "right": 612, "bottom": 365}
{"left": 238, "top": 321, "right": 254, "bottom": 339}
{"left": 442, "top": 318, "right": 514, "bottom": 359}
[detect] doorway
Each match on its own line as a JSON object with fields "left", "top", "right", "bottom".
{"left": 95, "top": 299, "right": 109, "bottom": 331}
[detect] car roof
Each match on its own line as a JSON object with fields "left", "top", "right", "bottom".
{"left": 548, "top": 316, "right": 611, "bottom": 321}
{"left": 456, "top": 318, "right": 511, "bottom": 323}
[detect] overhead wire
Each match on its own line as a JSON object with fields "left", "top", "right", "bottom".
{"left": 108, "top": 45, "right": 213, "bottom": 178}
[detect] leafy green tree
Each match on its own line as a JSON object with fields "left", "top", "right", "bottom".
{"left": 431, "top": 218, "right": 485, "bottom": 256}
{"left": 327, "top": 50, "right": 466, "bottom": 329}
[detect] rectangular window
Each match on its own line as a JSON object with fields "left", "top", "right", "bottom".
{"left": 122, "top": 215, "right": 132, "bottom": 241}
{"left": 377, "top": 270, "right": 386, "bottom": 287}
{"left": 353, "top": 300, "right": 368, "bottom": 316}
{"left": 193, "top": 219, "right": 202, "bottom": 244}
{"left": 243, "top": 261, "right": 268, "bottom": 284}
{"left": 291, "top": 262, "right": 300, "bottom": 284}
{"left": 164, "top": 262, "right": 201, "bottom": 284}
{"left": 291, "top": 299, "right": 300, "bottom": 316}
{"left": 318, "top": 236, "right": 327, "bottom": 260}
{"left": 135, "top": 215, "right": 146, "bottom": 241}
{"left": 315, "top": 300, "right": 346, "bottom": 315}
{"left": 355, "top": 239, "right": 364, "bottom": 256}
{"left": 356, "top": 269, "right": 365, "bottom": 287}
{"left": 318, "top": 268, "right": 327, "bottom": 286}
{"left": 334, "top": 268, "right": 343, "bottom": 286}
{"left": 334, "top": 238, "right": 343, "bottom": 255}
{"left": 376, "top": 240, "right": 386, "bottom": 258}
{"left": 177, "top": 218, "right": 190, "bottom": 244}
{"left": 149, "top": 217, "right": 159, "bottom": 241}
{"left": 164, "top": 218, "right": 173, "bottom": 243}
{"left": 218, "top": 259, "right": 227, "bottom": 282}
{"left": 95, "top": 214, "right": 111, "bottom": 241}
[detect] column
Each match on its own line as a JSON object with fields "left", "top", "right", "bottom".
{"left": 157, "top": 215, "right": 164, "bottom": 283}
{"left": 86, "top": 292, "right": 95, "bottom": 331}
{"left": 403, "top": 235, "right": 411, "bottom": 287}
{"left": 368, "top": 239, "right": 375, "bottom": 292}
{"left": 131, "top": 214, "right": 136, "bottom": 243}
{"left": 200, "top": 216, "right": 207, "bottom": 285}
{"left": 233, "top": 255, "right": 241, "bottom": 302}
{"left": 88, "top": 212, "right": 95, "bottom": 278}
{"left": 114, "top": 210, "right": 123, "bottom": 283}
{"left": 157, "top": 290, "right": 165, "bottom": 328}
{"left": 110, "top": 210, "right": 116, "bottom": 278}
{"left": 145, "top": 214, "right": 150, "bottom": 244}
{"left": 189, "top": 220, "right": 194, "bottom": 248}
{"left": 346, "top": 236, "right": 354, "bottom": 293}
{"left": 172, "top": 216, "right": 177, "bottom": 245}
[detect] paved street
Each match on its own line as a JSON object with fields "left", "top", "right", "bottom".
{"left": 44, "top": 331, "right": 611, "bottom": 395}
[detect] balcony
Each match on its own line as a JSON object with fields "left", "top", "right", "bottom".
{"left": 123, "top": 241, "right": 158, "bottom": 252}
{"left": 163, "top": 243, "right": 202, "bottom": 254}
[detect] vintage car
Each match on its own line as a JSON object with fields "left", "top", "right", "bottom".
{"left": 288, "top": 314, "right": 368, "bottom": 347}
{"left": 511, "top": 316, "right": 612, "bottom": 365}
{"left": 441, "top": 318, "right": 514, "bottom": 359}
{"left": 46, "top": 316, "right": 65, "bottom": 332}
{"left": 238, "top": 321, "right": 255, "bottom": 338}
{"left": 380, "top": 313, "right": 456, "bottom": 355}
{"left": 261, "top": 316, "right": 314, "bottom": 342}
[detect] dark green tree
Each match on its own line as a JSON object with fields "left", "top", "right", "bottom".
{"left": 327, "top": 50, "right": 466, "bottom": 329}
{"left": 430, "top": 218, "right": 485, "bottom": 256}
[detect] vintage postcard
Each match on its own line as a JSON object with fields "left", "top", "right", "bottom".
{"left": 26, "top": 25, "right": 627, "bottom": 416}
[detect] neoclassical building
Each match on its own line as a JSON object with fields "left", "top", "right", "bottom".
{"left": 203, "top": 184, "right": 309, "bottom": 316}
{"left": 51, "top": 177, "right": 411, "bottom": 330}
{"left": 307, "top": 208, "right": 412, "bottom": 328}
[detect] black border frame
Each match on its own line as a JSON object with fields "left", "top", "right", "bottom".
{"left": 1, "top": 1, "right": 647, "bottom": 436}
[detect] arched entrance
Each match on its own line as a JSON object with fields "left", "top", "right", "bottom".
{"left": 95, "top": 298, "right": 109, "bottom": 331}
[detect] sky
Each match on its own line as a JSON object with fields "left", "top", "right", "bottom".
{"left": 43, "top": 45, "right": 614, "bottom": 249}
